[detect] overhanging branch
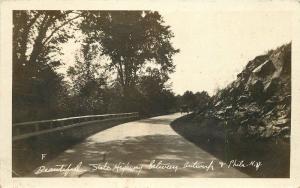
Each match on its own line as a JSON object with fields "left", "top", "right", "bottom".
{"left": 42, "top": 14, "right": 82, "bottom": 46}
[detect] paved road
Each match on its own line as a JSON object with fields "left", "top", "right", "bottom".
{"left": 31, "top": 113, "right": 248, "bottom": 177}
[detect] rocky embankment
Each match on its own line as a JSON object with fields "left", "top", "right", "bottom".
{"left": 195, "top": 43, "right": 291, "bottom": 140}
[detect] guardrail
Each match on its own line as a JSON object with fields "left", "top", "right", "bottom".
{"left": 12, "top": 112, "right": 139, "bottom": 141}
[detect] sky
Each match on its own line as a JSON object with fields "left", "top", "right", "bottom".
{"left": 161, "top": 11, "right": 292, "bottom": 95}
{"left": 60, "top": 11, "right": 292, "bottom": 96}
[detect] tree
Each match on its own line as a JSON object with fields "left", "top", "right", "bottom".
{"left": 13, "top": 10, "right": 82, "bottom": 122}
{"left": 194, "top": 91, "right": 211, "bottom": 112}
{"left": 80, "top": 11, "right": 179, "bottom": 103}
{"left": 67, "top": 37, "right": 107, "bottom": 115}
{"left": 13, "top": 10, "right": 180, "bottom": 120}
{"left": 13, "top": 10, "right": 81, "bottom": 73}
{"left": 181, "top": 91, "right": 196, "bottom": 111}
{"left": 179, "top": 90, "right": 211, "bottom": 113}
{"left": 138, "top": 68, "right": 176, "bottom": 115}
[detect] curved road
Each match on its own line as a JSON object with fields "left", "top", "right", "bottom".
{"left": 31, "top": 113, "right": 248, "bottom": 177}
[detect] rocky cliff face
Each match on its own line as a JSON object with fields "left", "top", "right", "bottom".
{"left": 196, "top": 43, "right": 291, "bottom": 140}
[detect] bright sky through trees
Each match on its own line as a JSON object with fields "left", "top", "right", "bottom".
{"left": 60, "top": 11, "right": 292, "bottom": 96}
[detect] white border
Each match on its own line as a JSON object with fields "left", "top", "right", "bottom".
{"left": 1, "top": 1, "right": 300, "bottom": 187}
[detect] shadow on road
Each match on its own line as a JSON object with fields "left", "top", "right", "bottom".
{"left": 170, "top": 114, "right": 290, "bottom": 178}
{"left": 32, "top": 134, "right": 247, "bottom": 178}
{"left": 13, "top": 118, "right": 136, "bottom": 177}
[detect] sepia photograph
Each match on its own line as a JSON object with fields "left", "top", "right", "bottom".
{"left": 1, "top": 0, "right": 300, "bottom": 187}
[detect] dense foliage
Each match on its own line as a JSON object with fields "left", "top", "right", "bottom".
{"left": 12, "top": 10, "right": 209, "bottom": 122}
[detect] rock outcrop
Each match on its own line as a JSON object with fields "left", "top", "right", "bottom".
{"left": 195, "top": 43, "right": 291, "bottom": 140}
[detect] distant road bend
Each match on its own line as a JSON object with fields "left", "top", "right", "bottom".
{"left": 30, "top": 113, "right": 249, "bottom": 177}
